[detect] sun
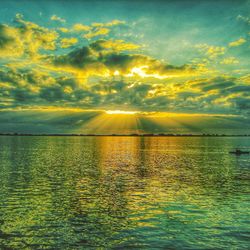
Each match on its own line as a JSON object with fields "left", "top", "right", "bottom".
{"left": 105, "top": 110, "right": 137, "bottom": 115}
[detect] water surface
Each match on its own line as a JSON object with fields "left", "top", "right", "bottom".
{"left": 0, "top": 136, "right": 249, "bottom": 249}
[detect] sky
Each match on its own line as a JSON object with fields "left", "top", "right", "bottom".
{"left": 0, "top": 0, "right": 250, "bottom": 134}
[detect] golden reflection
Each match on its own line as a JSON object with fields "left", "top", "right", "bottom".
{"left": 71, "top": 135, "right": 244, "bottom": 240}
{"left": 76, "top": 136, "right": 239, "bottom": 217}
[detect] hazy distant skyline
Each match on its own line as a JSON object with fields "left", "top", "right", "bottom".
{"left": 0, "top": 0, "right": 249, "bottom": 133}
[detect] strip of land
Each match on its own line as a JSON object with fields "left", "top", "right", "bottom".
{"left": 0, "top": 133, "right": 250, "bottom": 137}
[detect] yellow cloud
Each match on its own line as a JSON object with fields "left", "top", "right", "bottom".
{"left": 107, "top": 40, "right": 140, "bottom": 51}
{"left": 50, "top": 15, "right": 66, "bottom": 23}
{"left": 0, "top": 24, "right": 24, "bottom": 57}
{"left": 12, "top": 14, "right": 59, "bottom": 58}
{"left": 228, "top": 38, "right": 246, "bottom": 47}
{"left": 196, "top": 44, "right": 226, "bottom": 59}
{"left": 72, "top": 23, "right": 91, "bottom": 32}
{"left": 23, "top": 29, "right": 58, "bottom": 58}
{"left": 63, "top": 86, "right": 73, "bottom": 94}
{"left": 82, "top": 20, "right": 124, "bottom": 39}
{"left": 60, "top": 37, "right": 78, "bottom": 48}
{"left": 92, "top": 20, "right": 125, "bottom": 28}
{"left": 220, "top": 57, "right": 239, "bottom": 65}
{"left": 105, "top": 20, "right": 125, "bottom": 27}
{"left": 238, "top": 74, "right": 250, "bottom": 84}
{"left": 92, "top": 39, "right": 140, "bottom": 51}
{"left": 84, "top": 27, "right": 110, "bottom": 39}
{"left": 54, "top": 51, "right": 187, "bottom": 80}
{"left": 91, "top": 22, "right": 104, "bottom": 28}
{"left": 39, "top": 31, "right": 58, "bottom": 50}
{"left": 58, "top": 27, "right": 69, "bottom": 33}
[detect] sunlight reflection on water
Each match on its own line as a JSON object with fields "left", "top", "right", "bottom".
{"left": 0, "top": 136, "right": 249, "bottom": 249}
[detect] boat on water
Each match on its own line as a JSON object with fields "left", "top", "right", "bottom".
{"left": 229, "top": 149, "right": 250, "bottom": 155}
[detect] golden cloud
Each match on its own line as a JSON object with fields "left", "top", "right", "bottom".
{"left": 196, "top": 44, "right": 226, "bottom": 59}
{"left": 220, "top": 57, "right": 239, "bottom": 65}
{"left": 90, "top": 39, "right": 141, "bottom": 52}
{"left": 84, "top": 27, "right": 110, "bottom": 39}
{"left": 51, "top": 15, "right": 66, "bottom": 23}
{"left": 92, "top": 19, "right": 125, "bottom": 28}
{"left": 72, "top": 23, "right": 91, "bottom": 32}
{"left": 60, "top": 37, "right": 78, "bottom": 48}
{"left": 0, "top": 24, "right": 24, "bottom": 57}
{"left": 0, "top": 14, "right": 248, "bottom": 117}
{"left": 11, "top": 14, "right": 59, "bottom": 58}
{"left": 228, "top": 38, "right": 246, "bottom": 47}
{"left": 58, "top": 27, "right": 69, "bottom": 33}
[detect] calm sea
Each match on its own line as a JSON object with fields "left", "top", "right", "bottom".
{"left": 0, "top": 136, "right": 249, "bottom": 249}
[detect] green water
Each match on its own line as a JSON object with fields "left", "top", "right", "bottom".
{"left": 0, "top": 136, "right": 249, "bottom": 249}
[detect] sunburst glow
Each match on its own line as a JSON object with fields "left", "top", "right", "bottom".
{"left": 125, "top": 66, "right": 169, "bottom": 79}
{"left": 105, "top": 110, "right": 138, "bottom": 115}
{"left": 0, "top": 0, "right": 249, "bottom": 135}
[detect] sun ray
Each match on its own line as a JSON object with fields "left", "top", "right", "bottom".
{"left": 78, "top": 112, "right": 140, "bottom": 134}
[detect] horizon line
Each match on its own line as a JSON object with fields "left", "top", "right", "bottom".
{"left": 0, "top": 133, "right": 250, "bottom": 137}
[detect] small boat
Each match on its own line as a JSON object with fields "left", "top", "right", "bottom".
{"left": 229, "top": 149, "right": 250, "bottom": 155}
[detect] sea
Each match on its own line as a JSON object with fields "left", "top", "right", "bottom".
{"left": 0, "top": 136, "right": 249, "bottom": 249}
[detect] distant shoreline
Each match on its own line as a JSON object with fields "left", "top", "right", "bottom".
{"left": 0, "top": 133, "right": 250, "bottom": 137}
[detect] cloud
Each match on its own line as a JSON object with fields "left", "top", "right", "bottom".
{"left": 84, "top": 27, "right": 110, "bottom": 39}
{"left": 237, "top": 15, "right": 250, "bottom": 25}
{"left": 191, "top": 77, "right": 236, "bottom": 92}
{"left": 72, "top": 23, "right": 91, "bottom": 32}
{"left": 51, "top": 15, "right": 66, "bottom": 23}
{"left": 0, "top": 24, "right": 14, "bottom": 48}
{"left": 196, "top": 44, "right": 226, "bottom": 59}
{"left": 0, "top": 14, "right": 249, "bottom": 119}
{"left": 7, "top": 14, "right": 60, "bottom": 58}
{"left": 60, "top": 37, "right": 78, "bottom": 48}
{"left": 53, "top": 41, "right": 195, "bottom": 79}
{"left": 105, "top": 20, "right": 125, "bottom": 27}
{"left": 1, "top": 65, "right": 249, "bottom": 118}
{"left": 92, "top": 20, "right": 125, "bottom": 28}
{"left": 53, "top": 45, "right": 109, "bottom": 77}
{"left": 231, "top": 96, "right": 250, "bottom": 111}
{"left": 82, "top": 20, "right": 125, "bottom": 39}
{"left": 0, "top": 15, "right": 128, "bottom": 62}
{"left": 228, "top": 38, "right": 246, "bottom": 47}
{"left": 58, "top": 27, "right": 69, "bottom": 33}
{"left": 220, "top": 57, "right": 239, "bottom": 65}
{"left": 0, "top": 24, "right": 23, "bottom": 57}
{"left": 90, "top": 39, "right": 141, "bottom": 52}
